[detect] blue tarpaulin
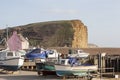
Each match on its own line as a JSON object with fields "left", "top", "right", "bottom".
{"left": 68, "top": 57, "right": 78, "bottom": 66}
{"left": 25, "top": 48, "right": 49, "bottom": 59}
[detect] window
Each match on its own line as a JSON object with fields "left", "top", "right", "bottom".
{"left": 61, "top": 60, "right": 65, "bottom": 65}
{"left": 15, "top": 52, "right": 19, "bottom": 56}
{"left": 7, "top": 52, "right": 13, "bottom": 56}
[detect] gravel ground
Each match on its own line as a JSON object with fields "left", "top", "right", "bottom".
{"left": 0, "top": 70, "right": 120, "bottom": 80}
{"left": 0, "top": 70, "right": 78, "bottom": 80}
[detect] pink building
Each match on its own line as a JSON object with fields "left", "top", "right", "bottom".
{"left": 7, "top": 31, "right": 29, "bottom": 51}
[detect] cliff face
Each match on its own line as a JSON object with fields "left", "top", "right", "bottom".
{"left": 71, "top": 20, "right": 88, "bottom": 48}
{"left": 0, "top": 20, "right": 88, "bottom": 48}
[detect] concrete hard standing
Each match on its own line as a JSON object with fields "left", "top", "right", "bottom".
{"left": 0, "top": 70, "right": 63, "bottom": 80}
{"left": 0, "top": 70, "right": 120, "bottom": 80}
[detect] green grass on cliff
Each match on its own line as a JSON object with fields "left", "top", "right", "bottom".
{"left": 0, "top": 20, "right": 76, "bottom": 47}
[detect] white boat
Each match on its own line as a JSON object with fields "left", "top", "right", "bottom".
{"left": 55, "top": 59, "right": 98, "bottom": 77}
{"left": 47, "top": 49, "right": 61, "bottom": 58}
{"left": 68, "top": 49, "right": 89, "bottom": 58}
{"left": 0, "top": 49, "right": 24, "bottom": 71}
{"left": 0, "top": 31, "right": 27, "bottom": 71}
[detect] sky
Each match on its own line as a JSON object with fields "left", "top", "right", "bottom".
{"left": 0, "top": 0, "right": 120, "bottom": 48}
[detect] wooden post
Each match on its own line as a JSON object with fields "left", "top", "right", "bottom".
{"left": 116, "top": 58, "right": 119, "bottom": 72}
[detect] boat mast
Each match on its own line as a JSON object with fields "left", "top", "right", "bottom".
{"left": 5, "top": 25, "right": 9, "bottom": 48}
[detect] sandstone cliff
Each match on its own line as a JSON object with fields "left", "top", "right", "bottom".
{"left": 71, "top": 20, "right": 88, "bottom": 48}
{"left": 0, "top": 20, "right": 88, "bottom": 48}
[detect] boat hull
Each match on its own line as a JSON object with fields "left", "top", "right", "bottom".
{"left": 0, "top": 57, "right": 24, "bottom": 71}
{"left": 56, "top": 70, "right": 87, "bottom": 76}
{"left": 36, "top": 62, "right": 56, "bottom": 75}
{"left": 55, "top": 65, "right": 98, "bottom": 76}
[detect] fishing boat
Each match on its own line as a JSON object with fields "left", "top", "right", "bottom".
{"left": 35, "top": 49, "right": 60, "bottom": 76}
{"left": 26, "top": 48, "right": 60, "bottom": 59}
{"left": 0, "top": 49, "right": 24, "bottom": 71}
{"left": 55, "top": 58, "right": 98, "bottom": 77}
{"left": 36, "top": 60, "right": 57, "bottom": 76}
{"left": 0, "top": 31, "right": 27, "bottom": 71}
{"left": 54, "top": 49, "right": 97, "bottom": 77}
{"left": 68, "top": 49, "right": 89, "bottom": 58}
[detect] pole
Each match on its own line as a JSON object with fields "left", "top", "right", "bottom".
{"left": 5, "top": 25, "right": 8, "bottom": 48}
{"left": 98, "top": 53, "right": 102, "bottom": 80}
{"left": 100, "top": 53, "right": 101, "bottom": 80}
{"left": 6, "top": 25, "right": 8, "bottom": 41}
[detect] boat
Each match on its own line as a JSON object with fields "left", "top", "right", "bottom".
{"left": 68, "top": 49, "right": 89, "bottom": 58}
{"left": 26, "top": 48, "right": 60, "bottom": 60}
{"left": 55, "top": 58, "right": 98, "bottom": 77}
{"left": 54, "top": 49, "right": 97, "bottom": 77}
{"left": 36, "top": 60, "right": 56, "bottom": 76}
{"left": 25, "top": 48, "right": 47, "bottom": 60}
{"left": 0, "top": 49, "right": 24, "bottom": 71}
{"left": 35, "top": 49, "right": 60, "bottom": 76}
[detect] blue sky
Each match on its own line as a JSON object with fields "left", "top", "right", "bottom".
{"left": 0, "top": 0, "right": 120, "bottom": 47}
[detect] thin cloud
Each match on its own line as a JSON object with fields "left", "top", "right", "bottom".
{"left": 45, "top": 9, "right": 80, "bottom": 14}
